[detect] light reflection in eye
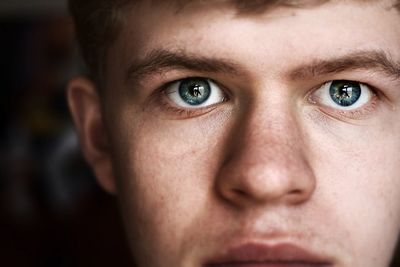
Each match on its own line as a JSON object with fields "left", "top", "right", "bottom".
{"left": 165, "top": 77, "right": 226, "bottom": 109}
{"left": 312, "top": 80, "right": 374, "bottom": 111}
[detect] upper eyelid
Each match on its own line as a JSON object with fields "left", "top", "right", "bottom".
{"left": 311, "top": 79, "right": 376, "bottom": 94}
{"left": 309, "top": 79, "right": 360, "bottom": 98}
{"left": 308, "top": 69, "right": 398, "bottom": 98}
{"left": 161, "top": 76, "right": 379, "bottom": 104}
{"left": 152, "top": 76, "right": 381, "bottom": 120}
{"left": 163, "top": 77, "right": 228, "bottom": 107}
{"left": 310, "top": 80, "right": 375, "bottom": 110}
{"left": 162, "top": 76, "right": 230, "bottom": 96}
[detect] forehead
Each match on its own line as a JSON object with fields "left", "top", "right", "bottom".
{"left": 114, "top": 1, "right": 400, "bottom": 69}
{"left": 111, "top": 0, "right": 400, "bottom": 85}
{"left": 124, "top": 0, "right": 400, "bottom": 44}
{"left": 136, "top": 0, "right": 398, "bottom": 14}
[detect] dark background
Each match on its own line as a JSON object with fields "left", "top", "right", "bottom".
{"left": 0, "top": 1, "right": 399, "bottom": 266}
{"left": 0, "top": 1, "right": 133, "bottom": 266}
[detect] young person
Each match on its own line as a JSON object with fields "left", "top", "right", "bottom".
{"left": 67, "top": 0, "right": 400, "bottom": 266}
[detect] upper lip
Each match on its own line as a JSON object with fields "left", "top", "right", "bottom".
{"left": 203, "top": 242, "right": 333, "bottom": 266}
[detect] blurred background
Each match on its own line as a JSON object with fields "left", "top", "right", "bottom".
{"left": 0, "top": 0, "right": 133, "bottom": 266}
{"left": 0, "top": 1, "right": 399, "bottom": 267}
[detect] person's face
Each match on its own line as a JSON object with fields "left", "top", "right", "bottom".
{"left": 68, "top": 1, "right": 400, "bottom": 266}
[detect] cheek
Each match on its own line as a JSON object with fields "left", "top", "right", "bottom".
{"left": 111, "top": 110, "right": 232, "bottom": 265}
{"left": 307, "top": 117, "right": 400, "bottom": 266}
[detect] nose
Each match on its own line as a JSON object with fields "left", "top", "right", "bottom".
{"left": 216, "top": 102, "right": 316, "bottom": 208}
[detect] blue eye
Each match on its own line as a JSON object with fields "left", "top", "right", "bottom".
{"left": 178, "top": 78, "right": 211, "bottom": 106}
{"left": 312, "top": 80, "right": 373, "bottom": 111}
{"left": 329, "top": 80, "right": 361, "bottom": 107}
{"left": 165, "top": 77, "right": 226, "bottom": 109}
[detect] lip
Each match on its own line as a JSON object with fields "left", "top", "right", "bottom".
{"left": 203, "top": 243, "right": 333, "bottom": 267}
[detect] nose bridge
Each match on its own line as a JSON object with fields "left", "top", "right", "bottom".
{"left": 230, "top": 97, "right": 304, "bottom": 166}
{"left": 216, "top": 96, "right": 316, "bottom": 208}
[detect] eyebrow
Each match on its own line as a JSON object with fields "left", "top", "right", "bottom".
{"left": 289, "top": 50, "right": 400, "bottom": 80}
{"left": 125, "top": 49, "right": 240, "bottom": 83}
{"left": 126, "top": 49, "right": 400, "bottom": 84}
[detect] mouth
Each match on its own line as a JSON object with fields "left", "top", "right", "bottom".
{"left": 203, "top": 243, "right": 333, "bottom": 267}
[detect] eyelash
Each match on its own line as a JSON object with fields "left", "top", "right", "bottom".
{"left": 150, "top": 79, "right": 228, "bottom": 119}
{"left": 151, "top": 77, "right": 381, "bottom": 120}
{"left": 159, "top": 98, "right": 221, "bottom": 118}
{"left": 307, "top": 81, "right": 380, "bottom": 120}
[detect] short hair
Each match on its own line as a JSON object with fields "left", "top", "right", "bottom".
{"left": 68, "top": 0, "right": 395, "bottom": 83}
{"left": 69, "top": 0, "right": 129, "bottom": 83}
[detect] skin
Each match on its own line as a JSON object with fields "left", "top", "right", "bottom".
{"left": 68, "top": 1, "right": 400, "bottom": 266}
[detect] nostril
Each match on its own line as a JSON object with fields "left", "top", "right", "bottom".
{"left": 286, "top": 189, "right": 310, "bottom": 205}
{"left": 233, "top": 188, "right": 247, "bottom": 197}
{"left": 216, "top": 151, "right": 316, "bottom": 207}
{"left": 217, "top": 187, "right": 250, "bottom": 208}
{"left": 289, "top": 189, "right": 302, "bottom": 195}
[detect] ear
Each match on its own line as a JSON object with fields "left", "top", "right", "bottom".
{"left": 67, "top": 77, "right": 116, "bottom": 194}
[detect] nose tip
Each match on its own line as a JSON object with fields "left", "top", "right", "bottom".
{"left": 216, "top": 145, "right": 316, "bottom": 208}
{"left": 215, "top": 95, "right": 316, "bottom": 209}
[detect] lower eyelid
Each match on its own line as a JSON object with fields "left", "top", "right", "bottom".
{"left": 165, "top": 78, "right": 227, "bottom": 108}
{"left": 312, "top": 94, "right": 379, "bottom": 120}
{"left": 153, "top": 90, "right": 221, "bottom": 119}
{"left": 306, "top": 80, "right": 381, "bottom": 118}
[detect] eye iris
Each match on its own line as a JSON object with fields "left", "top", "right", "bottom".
{"left": 329, "top": 80, "right": 361, "bottom": 107}
{"left": 179, "top": 78, "right": 211, "bottom": 105}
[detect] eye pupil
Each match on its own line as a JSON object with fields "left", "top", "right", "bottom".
{"left": 329, "top": 80, "right": 361, "bottom": 107}
{"left": 340, "top": 87, "right": 351, "bottom": 98}
{"left": 179, "top": 78, "right": 211, "bottom": 105}
{"left": 190, "top": 85, "right": 202, "bottom": 97}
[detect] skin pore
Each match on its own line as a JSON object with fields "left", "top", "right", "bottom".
{"left": 68, "top": 0, "right": 400, "bottom": 266}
